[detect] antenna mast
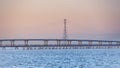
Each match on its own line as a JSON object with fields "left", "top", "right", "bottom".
{"left": 63, "top": 19, "right": 68, "bottom": 40}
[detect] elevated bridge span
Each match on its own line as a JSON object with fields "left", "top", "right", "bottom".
{"left": 0, "top": 39, "right": 120, "bottom": 49}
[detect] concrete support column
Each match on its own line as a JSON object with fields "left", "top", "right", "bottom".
{"left": 11, "top": 40, "right": 15, "bottom": 46}
{"left": 44, "top": 40, "right": 48, "bottom": 45}
{"left": 108, "top": 42, "right": 112, "bottom": 45}
{"left": 89, "top": 41, "right": 92, "bottom": 45}
{"left": 117, "top": 42, "right": 120, "bottom": 45}
{"left": 78, "top": 41, "right": 82, "bottom": 45}
{"left": 68, "top": 41, "right": 71, "bottom": 45}
{"left": 116, "top": 42, "right": 118, "bottom": 45}
{"left": 25, "top": 40, "right": 29, "bottom": 46}
{"left": 57, "top": 41, "right": 61, "bottom": 45}
{"left": 99, "top": 41, "right": 102, "bottom": 45}
{"left": 0, "top": 41, "right": 2, "bottom": 46}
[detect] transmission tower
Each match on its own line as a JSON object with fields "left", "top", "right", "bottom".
{"left": 63, "top": 19, "right": 68, "bottom": 40}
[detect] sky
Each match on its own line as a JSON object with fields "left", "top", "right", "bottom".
{"left": 0, "top": 0, "right": 120, "bottom": 40}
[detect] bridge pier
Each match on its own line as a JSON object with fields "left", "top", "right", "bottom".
{"left": 117, "top": 42, "right": 120, "bottom": 45}
{"left": 89, "top": 41, "right": 92, "bottom": 45}
{"left": 0, "top": 41, "right": 2, "bottom": 46}
{"left": 25, "top": 40, "right": 29, "bottom": 46}
{"left": 44, "top": 40, "right": 48, "bottom": 45}
{"left": 2, "top": 47, "right": 6, "bottom": 50}
{"left": 108, "top": 42, "right": 112, "bottom": 45}
{"left": 11, "top": 40, "right": 15, "bottom": 46}
{"left": 99, "top": 41, "right": 102, "bottom": 45}
{"left": 78, "top": 41, "right": 82, "bottom": 45}
{"left": 57, "top": 41, "right": 61, "bottom": 45}
{"left": 15, "top": 47, "right": 19, "bottom": 50}
{"left": 68, "top": 41, "right": 71, "bottom": 45}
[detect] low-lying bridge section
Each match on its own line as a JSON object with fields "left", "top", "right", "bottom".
{"left": 0, "top": 39, "right": 120, "bottom": 49}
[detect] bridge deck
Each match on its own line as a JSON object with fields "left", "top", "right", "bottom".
{"left": 0, "top": 39, "right": 119, "bottom": 49}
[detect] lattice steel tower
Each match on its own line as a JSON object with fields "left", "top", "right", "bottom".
{"left": 63, "top": 19, "right": 68, "bottom": 40}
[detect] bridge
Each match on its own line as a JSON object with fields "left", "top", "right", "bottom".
{"left": 0, "top": 39, "right": 120, "bottom": 49}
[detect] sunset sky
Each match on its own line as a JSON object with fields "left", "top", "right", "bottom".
{"left": 0, "top": 0, "right": 120, "bottom": 40}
